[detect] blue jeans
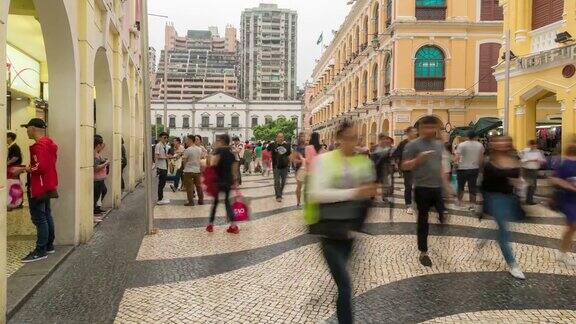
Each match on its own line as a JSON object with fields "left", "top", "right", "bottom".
{"left": 482, "top": 192, "right": 516, "bottom": 265}
{"left": 29, "top": 196, "right": 55, "bottom": 254}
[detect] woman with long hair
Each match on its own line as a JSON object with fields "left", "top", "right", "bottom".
{"left": 480, "top": 135, "right": 525, "bottom": 279}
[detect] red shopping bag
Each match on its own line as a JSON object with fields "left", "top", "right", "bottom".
{"left": 202, "top": 166, "right": 219, "bottom": 198}
{"left": 232, "top": 190, "right": 249, "bottom": 222}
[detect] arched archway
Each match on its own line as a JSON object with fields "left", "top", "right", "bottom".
{"left": 370, "top": 121, "right": 378, "bottom": 146}
{"left": 94, "top": 47, "right": 115, "bottom": 213}
{"left": 371, "top": 63, "right": 379, "bottom": 101}
{"left": 121, "top": 78, "right": 134, "bottom": 192}
{"left": 360, "top": 123, "right": 368, "bottom": 146}
{"left": 362, "top": 70, "right": 368, "bottom": 105}
{"left": 382, "top": 119, "right": 390, "bottom": 136}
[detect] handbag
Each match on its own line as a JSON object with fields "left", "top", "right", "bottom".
{"left": 309, "top": 200, "right": 371, "bottom": 238}
{"left": 202, "top": 166, "right": 219, "bottom": 198}
{"left": 232, "top": 190, "right": 249, "bottom": 222}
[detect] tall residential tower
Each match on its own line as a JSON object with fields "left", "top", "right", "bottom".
{"left": 152, "top": 24, "right": 238, "bottom": 101}
{"left": 240, "top": 3, "right": 298, "bottom": 101}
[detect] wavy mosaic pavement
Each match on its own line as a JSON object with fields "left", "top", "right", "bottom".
{"left": 109, "top": 174, "right": 576, "bottom": 323}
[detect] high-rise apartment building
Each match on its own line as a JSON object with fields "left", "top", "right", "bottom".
{"left": 148, "top": 46, "right": 157, "bottom": 84}
{"left": 152, "top": 24, "right": 238, "bottom": 101}
{"left": 240, "top": 3, "right": 298, "bottom": 101}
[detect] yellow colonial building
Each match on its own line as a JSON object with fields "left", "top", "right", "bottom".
{"left": 495, "top": 0, "right": 576, "bottom": 152}
{"left": 308, "top": 0, "right": 504, "bottom": 145}
{"left": 0, "top": 0, "right": 147, "bottom": 317}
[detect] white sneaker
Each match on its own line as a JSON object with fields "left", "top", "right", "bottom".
{"left": 406, "top": 207, "right": 414, "bottom": 215}
{"left": 157, "top": 199, "right": 170, "bottom": 205}
{"left": 557, "top": 253, "right": 576, "bottom": 266}
{"left": 508, "top": 264, "right": 526, "bottom": 279}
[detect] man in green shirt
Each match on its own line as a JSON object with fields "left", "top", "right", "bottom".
{"left": 254, "top": 142, "right": 263, "bottom": 173}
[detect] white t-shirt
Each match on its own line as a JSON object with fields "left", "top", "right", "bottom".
{"left": 456, "top": 140, "right": 484, "bottom": 170}
{"left": 520, "top": 148, "right": 546, "bottom": 170}
{"left": 155, "top": 142, "right": 168, "bottom": 170}
{"left": 183, "top": 146, "right": 203, "bottom": 173}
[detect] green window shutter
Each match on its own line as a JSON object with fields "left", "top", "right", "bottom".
{"left": 416, "top": 0, "right": 446, "bottom": 7}
{"left": 415, "top": 46, "right": 445, "bottom": 78}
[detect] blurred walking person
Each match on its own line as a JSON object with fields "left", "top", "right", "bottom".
{"left": 268, "top": 133, "right": 291, "bottom": 202}
{"left": 254, "top": 142, "right": 263, "bottom": 173}
{"left": 402, "top": 117, "right": 447, "bottom": 267}
{"left": 262, "top": 142, "right": 272, "bottom": 177}
{"left": 454, "top": 131, "right": 484, "bottom": 210}
{"left": 393, "top": 126, "right": 418, "bottom": 214}
{"left": 182, "top": 135, "right": 204, "bottom": 206}
{"left": 372, "top": 134, "right": 394, "bottom": 203}
{"left": 206, "top": 134, "right": 239, "bottom": 234}
{"left": 520, "top": 140, "right": 546, "bottom": 205}
{"left": 292, "top": 133, "right": 307, "bottom": 206}
{"left": 169, "top": 138, "right": 185, "bottom": 192}
{"left": 550, "top": 143, "right": 576, "bottom": 266}
{"left": 308, "top": 121, "right": 376, "bottom": 324}
{"left": 480, "top": 135, "right": 525, "bottom": 279}
{"left": 232, "top": 137, "right": 244, "bottom": 185}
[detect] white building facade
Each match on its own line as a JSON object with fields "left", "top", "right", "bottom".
{"left": 151, "top": 92, "right": 302, "bottom": 144}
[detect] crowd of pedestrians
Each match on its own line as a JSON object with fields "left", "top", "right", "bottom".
{"left": 145, "top": 116, "right": 576, "bottom": 323}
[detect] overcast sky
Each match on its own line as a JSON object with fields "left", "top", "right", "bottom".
{"left": 148, "top": 0, "right": 350, "bottom": 86}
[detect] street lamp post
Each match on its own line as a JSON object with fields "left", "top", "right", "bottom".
{"left": 141, "top": 0, "right": 156, "bottom": 234}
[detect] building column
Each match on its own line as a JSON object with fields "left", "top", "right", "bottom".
{"left": 515, "top": 0, "right": 527, "bottom": 43}
{"left": 561, "top": 98, "right": 576, "bottom": 154}
{"left": 514, "top": 105, "right": 528, "bottom": 149}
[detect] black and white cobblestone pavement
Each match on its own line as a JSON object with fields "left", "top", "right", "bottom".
{"left": 8, "top": 175, "right": 576, "bottom": 323}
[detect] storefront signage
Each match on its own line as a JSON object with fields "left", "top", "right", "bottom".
{"left": 518, "top": 43, "right": 576, "bottom": 71}
{"left": 7, "top": 44, "right": 41, "bottom": 98}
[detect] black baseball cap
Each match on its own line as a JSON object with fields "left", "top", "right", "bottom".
{"left": 21, "top": 118, "right": 47, "bottom": 129}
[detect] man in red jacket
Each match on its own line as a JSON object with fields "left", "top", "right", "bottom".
{"left": 15, "top": 118, "right": 59, "bottom": 262}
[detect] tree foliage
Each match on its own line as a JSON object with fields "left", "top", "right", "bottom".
{"left": 151, "top": 124, "right": 168, "bottom": 141}
{"left": 252, "top": 119, "right": 296, "bottom": 142}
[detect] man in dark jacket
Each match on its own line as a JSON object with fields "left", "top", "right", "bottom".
{"left": 16, "top": 118, "right": 59, "bottom": 262}
{"left": 392, "top": 126, "right": 418, "bottom": 214}
{"left": 267, "top": 132, "right": 291, "bottom": 202}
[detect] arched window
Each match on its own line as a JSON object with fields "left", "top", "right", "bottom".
{"left": 372, "top": 3, "right": 380, "bottom": 40}
{"left": 383, "top": 55, "right": 391, "bottom": 94}
{"left": 371, "top": 64, "right": 379, "bottom": 101}
{"left": 168, "top": 114, "right": 176, "bottom": 128}
{"left": 347, "top": 81, "right": 352, "bottom": 110}
{"left": 416, "top": 0, "right": 446, "bottom": 21}
{"left": 386, "top": 0, "right": 392, "bottom": 27}
{"left": 182, "top": 115, "right": 190, "bottom": 129}
{"left": 414, "top": 45, "right": 445, "bottom": 91}
{"left": 361, "top": 71, "right": 368, "bottom": 104}
{"left": 355, "top": 25, "right": 360, "bottom": 54}
{"left": 353, "top": 78, "right": 359, "bottom": 108}
{"left": 363, "top": 16, "right": 369, "bottom": 46}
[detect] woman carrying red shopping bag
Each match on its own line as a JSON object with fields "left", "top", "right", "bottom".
{"left": 206, "top": 134, "right": 240, "bottom": 234}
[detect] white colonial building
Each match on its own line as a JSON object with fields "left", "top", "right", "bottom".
{"left": 151, "top": 92, "right": 303, "bottom": 144}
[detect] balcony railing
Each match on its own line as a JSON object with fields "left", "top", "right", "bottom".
{"left": 415, "top": 6, "right": 446, "bottom": 21}
{"left": 529, "top": 20, "right": 563, "bottom": 54}
{"left": 415, "top": 77, "right": 445, "bottom": 91}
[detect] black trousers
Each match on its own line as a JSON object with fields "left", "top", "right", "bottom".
{"left": 209, "top": 188, "right": 234, "bottom": 224}
{"left": 94, "top": 180, "right": 107, "bottom": 209}
{"left": 321, "top": 237, "right": 353, "bottom": 324}
{"left": 403, "top": 171, "right": 413, "bottom": 205}
{"left": 414, "top": 187, "right": 445, "bottom": 253}
{"left": 157, "top": 169, "right": 168, "bottom": 201}
{"left": 457, "top": 169, "right": 479, "bottom": 201}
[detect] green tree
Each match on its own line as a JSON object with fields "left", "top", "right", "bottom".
{"left": 151, "top": 124, "right": 168, "bottom": 140}
{"left": 253, "top": 119, "right": 296, "bottom": 142}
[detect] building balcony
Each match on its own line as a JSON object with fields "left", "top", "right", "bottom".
{"left": 415, "top": 6, "right": 446, "bottom": 21}
{"left": 529, "top": 20, "right": 564, "bottom": 54}
{"left": 415, "top": 77, "right": 445, "bottom": 92}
